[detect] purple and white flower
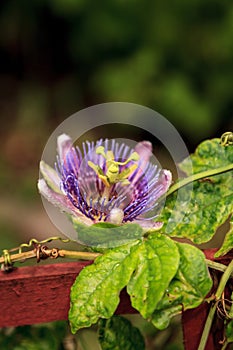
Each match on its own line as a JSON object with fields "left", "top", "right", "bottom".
{"left": 38, "top": 134, "right": 172, "bottom": 231}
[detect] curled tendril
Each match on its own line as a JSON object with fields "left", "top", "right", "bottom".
{"left": 0, "top": 237, "right": 72, "bottom": 272}
{"left": 220, "top": 132, "right": 233, "bottom": 146}
{"left": 34, "top": 244, "right": 60, "bottom": 263}
{"left": 1, "top": 249, "right": 14, "bottom": 272}
{"left": 216, "top": 291, "right": 233, "bottom": 320}
{"left": 18, "top": 236, "right": 71, "bottom": 254}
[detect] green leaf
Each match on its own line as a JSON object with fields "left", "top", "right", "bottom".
{"left": 69, "top": 234, "right": 180, "bottom": 333}
{"left": 71, "top": 218, "right": 143, "bottom": 248}
{"left": 69, "top": 240, "right": 140, "bottom": 333}
{"left": 179, "top": 138, "right": 233, "bottom": 175}
{"left": 215, "top": 217, "right": 233, "bottom": 257}
{"left": 161, "top": 138, "right": 233, "bottom": 243}
{"left": 127, "top": 234, "right": 180, "bottom": 318}
{"left": 226, "top": 320, "right": 233, "bottom": 343}
{"left": 152, "top": 243, "right": 213, "bottom": 330}
{"left": 98, "top": 316, "right": 145, "bottom": 350}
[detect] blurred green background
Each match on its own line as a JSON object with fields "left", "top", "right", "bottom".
{"left": 0, "top": 1, "right": 232, "bottom": 348}
{"left": 0, "top": 0, "right": 232, "bottom": 246}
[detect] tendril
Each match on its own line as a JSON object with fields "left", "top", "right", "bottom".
{"left": 1, "top": 249, "right": 14, "bottom": 272}
{"left": 18, "top": 236, "right": 71, "bottom": 254}
{"left": 0, "top": 237, "right": 100, "bottom": 271}
{"left": 220, "top": 132, "right": 233, "bottom": 146}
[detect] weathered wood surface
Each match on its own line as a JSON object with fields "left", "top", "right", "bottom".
{"left": 0, "top": 261, "right": 136, "bottom": 328}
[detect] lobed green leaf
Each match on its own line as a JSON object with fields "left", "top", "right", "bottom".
{"left": 179, "top": 138, "right": 233, "bottom": 175}
{"left": 161, "top": 138, "right": 233, "bottom": 244}
{"left": 69, "top": 240, "right": 140, "bottom": 333}
{"left": 98, "top": 316, "right": 145, "bottom": 350}
{"left": 69, "top": 234, "right": 181, "bottom": 333}
{"left": 127, "top": 234, "right": 180, "bottom": 318}
{"left": 215, "top": 217, "right": 233, "bottom": 257}
{"left": 152, "top": 243, "right": 213, "bottom": 329}
{"left": 69, "top": 234, "right": 212, "bottom": 333}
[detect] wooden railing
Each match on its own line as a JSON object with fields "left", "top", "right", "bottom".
{"left": 0, "top": 261, "right": 135, "bottom": 328}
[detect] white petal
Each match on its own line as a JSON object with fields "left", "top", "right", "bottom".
{"left": 38, "top": 179, "right": 93, "bottom": 226}
{"left": 161, "top": 169, "right": 172, "bottom": 192}
{"left": 134, "top": 141, "right": 152, "bottom": 162}
{"left": 40, "top": 160, "right": 61, "bottom": 193}
{"left": 57, "top": 133, "right": 73, "bottom": 162}
{"left": 135, "top": 219, "right": 163, "bottom": 231}
{"left": 133, "top": 141, "right": 153, "bottom": 183}
{"left": 38, "top": 179, "right": 70, "bottom": 211}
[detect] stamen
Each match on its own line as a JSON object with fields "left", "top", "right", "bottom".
{"left": 88, "top": 146, "right": 139, "bottom": 187}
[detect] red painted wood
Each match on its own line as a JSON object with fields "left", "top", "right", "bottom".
{"left": 0, "top": 261, "right": 136, "bottom": 328}
{"left": 182, "top": 249, "right": 233, "bottom": 350}
{"left": 182, "top": 303, "right": 215, "bottom": 350}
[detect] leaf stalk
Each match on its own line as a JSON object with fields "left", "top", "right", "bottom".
{"left": 198, "top": 260, "right": 233, "bottom": 350}
{"left": 166, "top": 164, "right": 233, "bottom": 198}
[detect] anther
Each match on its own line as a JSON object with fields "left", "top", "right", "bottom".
{"left": 88, "top": 147, "right": 139, "bottom": 187}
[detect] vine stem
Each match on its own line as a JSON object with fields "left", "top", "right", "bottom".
{"left": 166, "top": 163, "right": 233, "bottom": 198}
{"left": 0, "top": 249, "right": 231, "bottom": 275}
{"left": 221, "top": 341, "right": 229, "bottom": 350}
{"left": 206, "top": 259, "right": 233, "bottom": 278}
{"left": 197, "top": 260, "right": 233, "bottom": 350}
{"left": 0, "top": 248, "right": 100, "bottom": 265}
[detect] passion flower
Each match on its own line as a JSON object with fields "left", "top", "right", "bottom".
{"left": 38, "top": 134, "right": 172, "bottom": 231}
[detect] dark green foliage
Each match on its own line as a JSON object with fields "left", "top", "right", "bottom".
{"left": 0, "top": 321, "right": 67, "bottom": 350}
{"left": 1, "top": 1, "right": 232, "bottom": 142}
{"left": 98, "top": 316, "right": 145, "bottom": 350}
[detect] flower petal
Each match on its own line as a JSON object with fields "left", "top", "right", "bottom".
{"left": 38, "top": 178, "right": 72, "bottom": 213}
{"left": 135, "top": 219, "right": 163, "bottom": 231}
{"left": 38, "top": 179, "right": 93, "bottom": 225}
{"left": 142, "top": 169, "right": 172, "bottom": 210}
{"left": 134, "top": 141, "right": 152, "bottom": 165}
{"left": 57, "top": 133, "right": 73, "bottom": 162}
{"left": 160, "top": 169, "right": 172, "bottom": 193}
{"left": 132, "top": 141, "right": 153, "bottom": 183}
{"left": 40, "top": 160, "right": 62, "bottom": 194}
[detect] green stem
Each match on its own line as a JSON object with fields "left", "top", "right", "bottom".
{"left": 198, "top": 260, "right": 233, "bottom": 350}
{"left": 0, "top": 249, "right": 100, "bottom": 265}
{"left": 221, "top": 340, "right": 229, "bottom": 350}
{"left": 166, "top": 164, "right": 233, "bottom": 198}
{"left": 229, "top": 291, "right": 233, "bottom": 318}
{"left": 59, "top": 249, "right": 101, "bottom": 260}
{"left": 206, "top": 259, "right": 233, "bottom": 277}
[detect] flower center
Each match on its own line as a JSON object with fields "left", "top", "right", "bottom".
{"left": 88, "top": 146, "right": 139, "bottom": 186}
{"left": 88, "top": 146, "right": 139, "bottom": 201}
